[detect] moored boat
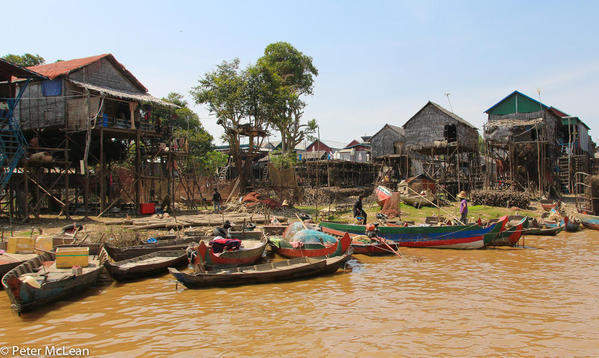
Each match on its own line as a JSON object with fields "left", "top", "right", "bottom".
{"left": 522, "top": 219, "right": 565, "bottom": 236}
{"left": 268, "top": 231, "right": 352, "bottom": 258}
{"left": 485, "top": 216, "right": 527, "bottom": 247}
{"left": 102, "top": 249, "right": 188, "bottom": 281}
{"left": 186, "top": 233, "right": 268, "bottom": 269}
{"left": 2, "top": 251, "right": 103, "bottom": 314}
{"left": 564, "top": 216, "right": 581, "bottom": 232}
{"left": 320, "top": 226, "right": 400, "bottom": 256}
{"left": 540, "top": 199, "right": 558, "bottom": 212}
{"left": 168, "top": 253, "right": 351, "bottom": 289}
{"left": 576, "top": 212, "right": 599, "bottom": 230}
{"left": 319, "top": 217, "right": 508, "bottom": 249}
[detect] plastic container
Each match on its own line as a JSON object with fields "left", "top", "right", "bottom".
{"left": 56, "top": 247, "right": 89, "bottom": 268}
{"left": 140, "top": 203, "right": 155, "bottom": 215}
{"left": 7, "top": 236, "right": 35, "bottom": 254}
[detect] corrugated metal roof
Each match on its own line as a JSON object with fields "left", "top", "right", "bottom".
{"left": 484, "top": 90, "right": 548, "bottom": 114}
{"left": 69, "top": 80, "right": 176, "bottom": 107}
{"left": 28, "top": 54, "right": 148, "bottom": 92}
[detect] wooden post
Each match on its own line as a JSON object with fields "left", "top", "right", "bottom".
{"left": 135, "top": 131, "right": 141, "bottom": 214}
{"left": 100, "top": 127, "right": 105, "bottom": 212}
{"left": 536, "top": 124, "right": 541, "bottom": 195}
{"left": 64, "top": 134, "right": 70, "bottom": 219}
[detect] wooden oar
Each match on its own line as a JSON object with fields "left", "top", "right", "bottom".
{"left": 295, "top": 213, "right": 308, "bottom": 230}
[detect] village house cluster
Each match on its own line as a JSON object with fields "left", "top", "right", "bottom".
{"left": 0, "top": 54, "right": 594, "bottom": 220}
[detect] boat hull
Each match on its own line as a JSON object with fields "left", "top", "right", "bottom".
{"left": 577, "top": 213, "right": 599, "bottom": 230}
{"left": 270, "top": 233, "right": 352, "bottom": 258}
{"left": 319, "top": 218, "right": 507, "bottom": 249}
{"left": 2, "top": 252, "right": 103, "bottom": 313}
{"left": 103, "top": 250, "right": 188, "bottom": 281}
{"left": 169, "top": 254, "right": 351, "bottom": 289}
{"left": 486, "top": 217, "right": 526, "bottom": 246}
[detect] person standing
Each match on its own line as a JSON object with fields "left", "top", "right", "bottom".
{"left": 212, "top": 188, "right": 222, "bottom": 213}
{"left": 457, "top": 191, "right": 468, "bottom": 224}
{"left": 353, "top": 194, "right": 367, "bottom": 224}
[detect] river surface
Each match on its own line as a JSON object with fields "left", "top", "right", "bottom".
{"left": 1, "top": 230, "right": 599, "bottom": 357}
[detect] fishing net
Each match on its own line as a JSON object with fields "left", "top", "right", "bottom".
{"left": 381, "top": 192, "right": 401, "bottom": 218}
{"left": 288, "top": 229, "right": 338, "bottom": 245}
{"left": 282, "top": 222, "right": 305, "bottom": 238}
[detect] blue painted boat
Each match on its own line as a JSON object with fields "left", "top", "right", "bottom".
{"left": 2, "top": 252, "right": 103, "bottom": 314}
{"left": 576, "top": 212, "right": 599, "bottom": 230}
{"left": 319, "top": 217, "right": 508, "bottom": 249}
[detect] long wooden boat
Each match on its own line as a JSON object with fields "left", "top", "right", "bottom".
{"left": 320, "top": 226, "right": 400, "bottom": 256}
{"left": 485, "top": 216, "right": 527, "bottom": 247}
{"left": 168, "top": 253, "right": 351, "bottom": 289}
{"left": 522, "top": 220, "right": 565, "bottom": 236}
{"left": 576, "top": 212, "right": 599, "bottom": 230}
{"left": 102, "top": 249, "right": 188, "bottom": 281}
{"left": 103, "top": 237, "right": 197, "bottom": 261}
{"left": 319, "top": 217, "right": 508, "bottom": 249}
{"left": 402, "top": 193, "right": 435, "bottom": 208}
{"left": 187, "top": 233, "right": 268, "bottom": 268}
{"left": 0, "top": 253, "right": 38, "bottom": 280}
{"left": 2, "top": 251, "right": 103, "bottom": 314}
{"left": 540, "top": 199, "right": 557, "bottom": 212}
{"left": 268, "top": 232, "right": 352, "bottom": 258}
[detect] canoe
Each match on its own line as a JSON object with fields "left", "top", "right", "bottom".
{"left": 576, "top": 212, "right": 599, "bottom": 230}
{"left": 2, "top": 251, "right": 103, "bottom": 314}
{"left": 268, "top": 232, "right": 352, "bottom": 258}
{"left": 187, "top": 233, "right": 268, "bottom": 269}
{"left": 0, "top": 253, "right": 38, "bottom": 280}
{"left": 485, "top": 216, "right": 527, "bottom": 247}
{"left": 104, "top": 231, "right": 262, "bottom": 261}
{"left": 102, "top": 249, "right": 188, "bottom": 281}
{"left": 320, "top": 226, "right": 400, "bottom": 256}
{"left": 402, "top": 193, "right": 435, "bottom": 208}
{"left": 522, "top": 220, "right": 565, "bottom": 236}
{"left": 168, "top": 253, "right": 351, "bottom": 289}
{"left": 540, "top": 199, "right": 557, "bottom": 212}
{"left": 319, "top": 217, "right": 508, "bottom": 249}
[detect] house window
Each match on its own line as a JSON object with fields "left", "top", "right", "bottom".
{"left": 444, "top": 124, "right": 457, "bottom": 142}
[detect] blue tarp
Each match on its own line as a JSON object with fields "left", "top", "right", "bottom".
{"left": 41, "top": 79, "right": 62, "bottom": 96}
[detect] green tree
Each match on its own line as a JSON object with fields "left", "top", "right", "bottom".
{"left": 257, "top": 42, "right": 318, "bottom": 153}
{"left": 191, "top": 59, "right": 259, "bottom": 192}
{"left": 2, "top": 53, "right": 45, "bottom": 67}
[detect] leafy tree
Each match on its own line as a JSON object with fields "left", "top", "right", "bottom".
{"left": 2, "top": 53, "right": 45, "bottom": 67}
{"left": 257, "top": 42, "right": 318, "bottom": 153}
{"left": 191, "top": 59, "right": 263, "bottom": 193}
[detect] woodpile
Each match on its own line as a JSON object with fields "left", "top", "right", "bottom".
{"left": 470, "top": 190, "right": 531, "bottom": 208}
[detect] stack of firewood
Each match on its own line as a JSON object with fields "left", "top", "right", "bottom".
{"left": 470, "top": 190, "right": 531, "bottom": 209}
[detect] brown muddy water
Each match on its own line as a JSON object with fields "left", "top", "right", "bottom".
{"left": 1, "top": 231, "right": 598, "bottom": 357}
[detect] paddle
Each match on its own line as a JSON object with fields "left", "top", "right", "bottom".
{"left": 295, "top": 213, "right": 308, "bottom": 230}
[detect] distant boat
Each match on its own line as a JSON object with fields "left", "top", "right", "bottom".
{"left": 375, "top": 185, "right": 392, "bottom": 206}
{"left": 169, "top": 253, "right": 352, "bottom": 289}
{"left": 320, "top": 226, "right": 400, "bottom": 256}
{"left": 540, "top": 199, "right": 558, "bottom": 212}
{"left": 402, "top": 191, "right": 435, "bottom": 208}
{"left": 268, "top": 230, "right": 352, "bottom": 258}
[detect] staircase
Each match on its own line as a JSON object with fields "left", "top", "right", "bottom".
{"left": 0, "top": 86, "right": 28, "bottom": 191}
{"left": 558, "top": 156, "right": 570, "bottom": 193}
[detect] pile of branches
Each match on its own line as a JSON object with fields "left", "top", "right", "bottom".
{"left": 470, "top": 190, "right": 531, "bottom": 209}
{"left": 299, "top": 186, "right": 371, "bottom": 206}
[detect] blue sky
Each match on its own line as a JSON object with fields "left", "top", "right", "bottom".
{"left": 5, "top": 0, "right": 599, "bottom": 144}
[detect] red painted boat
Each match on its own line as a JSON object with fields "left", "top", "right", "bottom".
{"left": 540, "top": 199, "right": 557, "bottom": 212}
{"left": 321, "top": 226, "right": 400, "bottom": 256}
{"left": 269, "top": 232, "right": 352, "bottom": 258}
{"left": 188, "top": 233, "right": 268, "bottom": 268}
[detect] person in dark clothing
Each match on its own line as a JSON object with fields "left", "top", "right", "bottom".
{"left": 212, "top": 188, "right": 222, "bottom": 213}
{"left": 212, "top": 220, "right": 232, "bottom": 238}
{"left": 353, "top": 195, "right": 367, "bottom": 224}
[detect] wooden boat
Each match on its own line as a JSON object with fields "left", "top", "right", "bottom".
{"left": 522, "top": 219, "right": 565, "bottom": 236}
{"left": 540, "top": 199, "right": 557, "bottom": 212}
{"left": 168, "top": 253, "right": 351, "bottom": 289}
{"left": 2, "top": 251, "right": 103, "bottom": 313}
{"left": 187, "top": 233, "right": 268, "bottom": 269}
{"left": 485, "top": 216, "right": 527, "bottom": 247}
{"left": 102, "top": 249, "right": 188, "bottom": 281}
{"left": 576, "top": 212, "right": 599, "bottom": 230}
{"left": 0, "top": 253, "right": 38, "bottom": 280}
{"left": 320, "top": 217, "right": 508, "bottom": 249}
{"left": 268, "top": 232, "right": 352, "bottom": 258}
{"left": 320, "top": 226, "right": 400, "bottom": 256}
{"left": 375, "top": 185, "right": 392, "bottom": 206}
{"left": 402, "top": 191, "right": 435, "bottom": 208}
{"left": 104, "top": 231, "right": 262, "bottom": 261}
